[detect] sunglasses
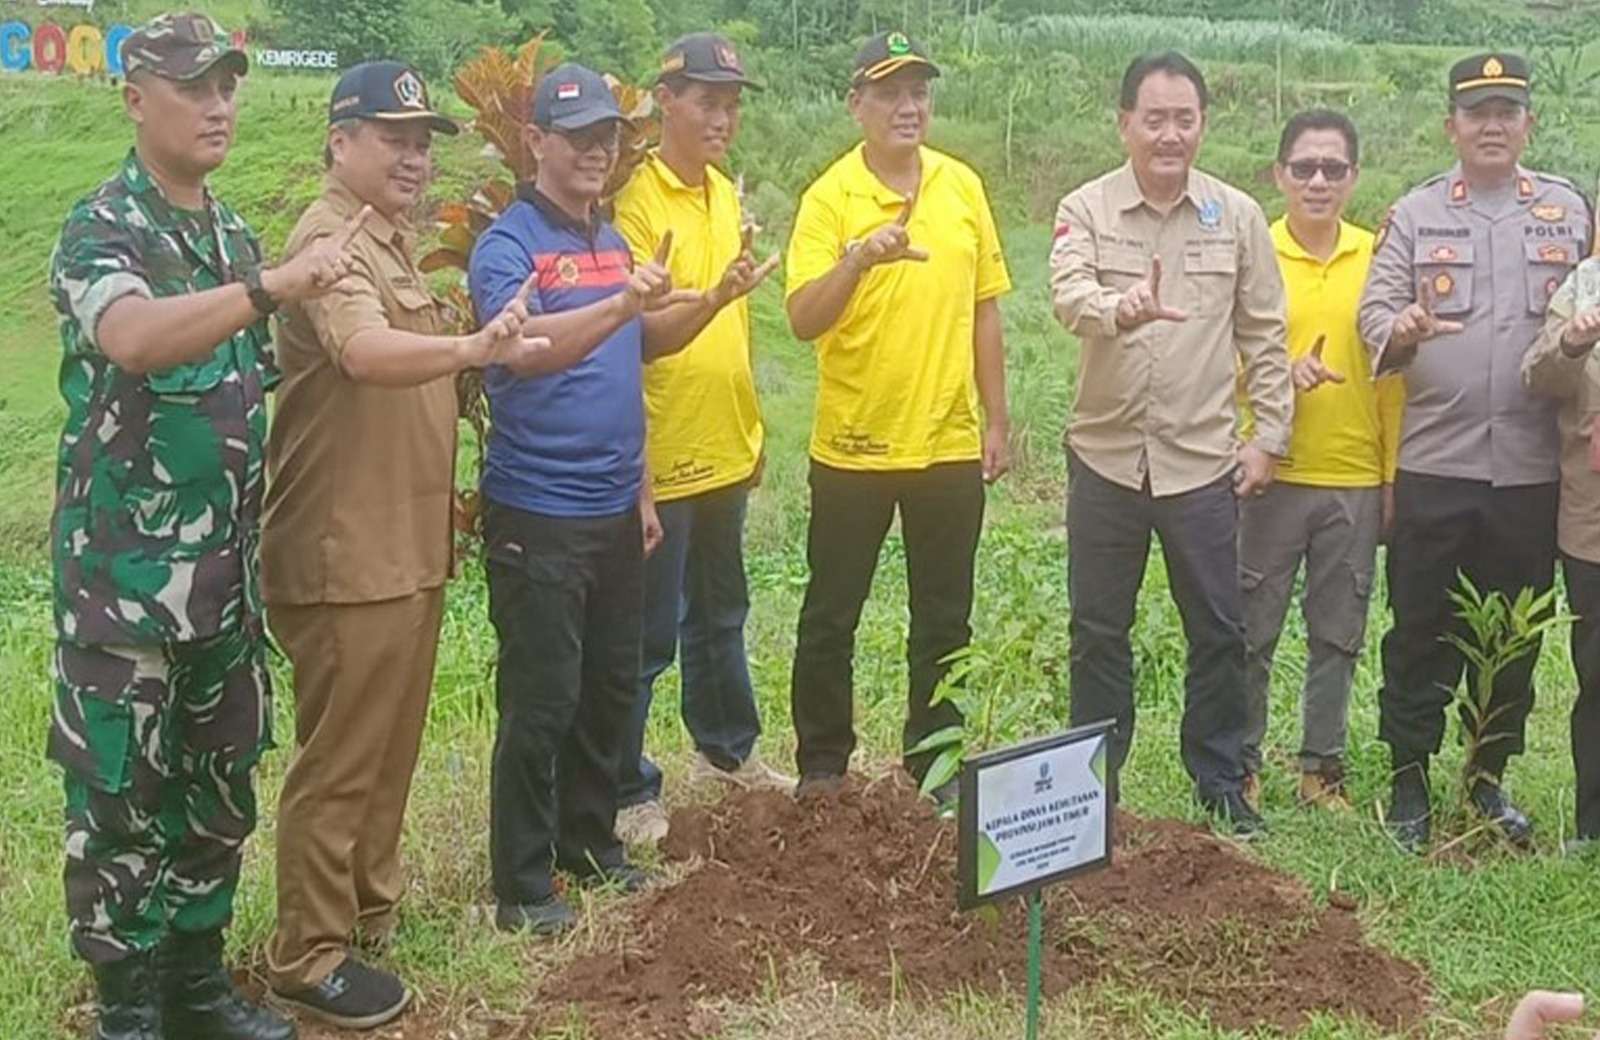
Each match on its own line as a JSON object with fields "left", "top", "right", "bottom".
{"left": 1285, "top": 159, "right": 1352, "bottom": 182}
{"left": 557, "top": 124, "right": 621, "bottom": 155}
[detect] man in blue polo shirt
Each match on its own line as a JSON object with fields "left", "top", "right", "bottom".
{"left": 468, "top": 63, "right": 726, "bottom": 935}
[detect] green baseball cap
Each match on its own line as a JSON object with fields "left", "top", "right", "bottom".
{"left": 122, "top": 12, "right": 247, "bottom": 81}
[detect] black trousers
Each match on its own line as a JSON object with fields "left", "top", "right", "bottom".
{"left": 1379, "top": 471, "right": 1557, "bottom": 773}
{"left": 484, "top": 499, "right": 643, "bottom": 904}
{"left": 1065, "top": 452, "right": 1246, "bottom": 799}
{"left": 1562, "top": 553, "right": 1600, "bottom": 839}
{"left": 790, "top": 460, "right": 984, "bottom": 780}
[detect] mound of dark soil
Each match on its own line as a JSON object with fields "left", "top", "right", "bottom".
{"left": 544, "top": 777, "right": 1429, "bottom": 1038}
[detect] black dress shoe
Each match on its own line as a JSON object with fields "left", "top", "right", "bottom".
{"left": 1200, "top": 789, "right": 1267, "bottom": 839}
{"left": 1470, "top": 779, "right": 1533, "bottom": 847}
{"left": 1387, "top": 763, "right": 1431, "bottom": 854}
{"left": 495, "top": 896, "right": 577, "bottom": 936}
{"left": 573, "top": 861, "right": 655, "bottom": 894}
{"left": 795, "top": 772, "right": 846, "bottom": 798}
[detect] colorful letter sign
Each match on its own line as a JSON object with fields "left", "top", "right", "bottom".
{"left": 1, "top": 20, "right": 135, "bottom": 75}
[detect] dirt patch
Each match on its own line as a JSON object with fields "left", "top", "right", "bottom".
{"left": 542, "top": 776, "right": 1430, "bottom": 1038}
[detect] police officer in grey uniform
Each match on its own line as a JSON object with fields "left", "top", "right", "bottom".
{"left": 1359, "top": 52, "right": 1591, "bottom": 852}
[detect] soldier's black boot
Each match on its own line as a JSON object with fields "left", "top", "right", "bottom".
{"left": 1387, "top": 759, "right": 1432, "bottom": 854}
{"left": 159, "top": 929, "right": 297, "bottom": 1040}
{"left": 91, "top": 949, "right": 162, "bottom": 1040}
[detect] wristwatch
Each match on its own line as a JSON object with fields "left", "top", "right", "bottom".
{"left": 242, "top": 266, "right": 279, "bottom": 316}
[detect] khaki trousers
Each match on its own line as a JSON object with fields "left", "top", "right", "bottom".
{"left": 265, "top": 588, "right": 445, "bottom": 990}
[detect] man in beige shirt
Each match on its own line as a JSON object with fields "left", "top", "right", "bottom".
{"left": 262, "top": 62, "right": 545, "bottom": 1029}
{"left": 1524, "top": 256, "right": 1600, "bottom": 848}
{"left": 1049, "top": 51, "right": 1292, "bottom": 836}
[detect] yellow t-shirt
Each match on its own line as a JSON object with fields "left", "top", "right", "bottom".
{"left": 785, "top": 144, "right": 1011, "bottom": 471}
{"left": 613, "top": 152, "right": 764, "bottom": 501}
{"left": 1241, "top": 218, "right": 1403, "bottom": 487}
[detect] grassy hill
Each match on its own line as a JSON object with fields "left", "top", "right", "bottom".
{"left": 2, "top": 39, "right": 1600, "bottom": 1040}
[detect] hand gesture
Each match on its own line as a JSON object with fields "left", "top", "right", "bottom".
{"left": 1389, "top": 278, "right": 1465, "bottom": 349}
{"left": 982, "top": 422, "right": 1010, "bottom": 484}
{"left": 1291, "top": 334, "right": 1347, "bottom": 392}
{"left": 266, "top": 205, "right": 372, "bottom": 301}
{"left": 1504, "top": 991, "right": 1594, "bottom": 1040}
{"left": 1115, "top": 255, "right": 1189, "bottom": 330}
{"left": 1233, "top": 441, "right": 1277, "bottom": 498}
{"left": 473, "top": 270, "right": 551, "bottom": 376}
{"left": 640, "top": 493, "right": 664, "bottom": 558}
{"left": 625, "top": 230, "right": 701, "bottom": 314}
{"left": 850, "top": 192, "right": 929, "bottom": 270}
{"left": 1561, "top": 308, "right": 1600, "bottom": 354}
{"left": 707, "top": 223, "right": 782, "bottom": 310}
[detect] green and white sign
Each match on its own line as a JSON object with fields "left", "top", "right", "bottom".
{"left": 957, "top": 722, "right": 1113, "bottom": 910}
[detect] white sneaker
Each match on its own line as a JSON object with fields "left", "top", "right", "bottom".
{"left": 615, "top": 800, "right": 669, "bottom": 846}
{"left": 689, "top": 751, "right": 795, "bottom": 791}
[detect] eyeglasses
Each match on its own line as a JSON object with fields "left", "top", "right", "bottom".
{"left": 1285, "top": 159, "right": 1352, "bottom": 182}
{"left": 557, "top": 124, "right": 622, "bottom": 155}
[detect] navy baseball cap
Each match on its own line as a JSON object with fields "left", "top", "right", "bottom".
{"left": 658, "top": 33, "right": 762, "bottom": 89}
{"left": 328, "top": 61, "right": 458, "bottom": 134}
{"left": 533, "top": 63, "right": 628, "bottom": 131}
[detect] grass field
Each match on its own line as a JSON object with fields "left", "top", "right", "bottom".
{"left": 2, "top": 51, "right": 1599, "bottom": 1039}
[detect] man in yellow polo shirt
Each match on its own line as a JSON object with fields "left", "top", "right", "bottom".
{"left": 1239, "top": 110, "right": 1403, "bottom": 810}
{"left": 612, "top": 32, "right": 787, "bottom": 844}
{"left": 784, "top": 31, "right": 1011, "bottom": 798}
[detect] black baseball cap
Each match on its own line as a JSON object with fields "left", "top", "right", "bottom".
{"left": 657, "top": 33, "right": 762, "bottom": 90}
{"left": 122, "top": 13, "right": 246, "bottom": 81}
{"left": 851, "top": 30, "right": 940, "bottom": 87}
{"left": 1449, "top": 52, "right": 1531, "bottom": 108}
{"left": 328, "top": 61, "right": 458, "bottom": 134}
{"left": 533, "top": 63, "right": 629, "bottom": 131}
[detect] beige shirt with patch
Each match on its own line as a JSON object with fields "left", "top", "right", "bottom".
{"left": 263, "top": 175, "right": 458, "bottom": 605}
{"left": 1049, "top": 163, "right": 1292, "bottom": 497}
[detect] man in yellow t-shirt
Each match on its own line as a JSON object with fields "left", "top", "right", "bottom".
{"left": 784, "top": 31, "right": 1011, "bottom": 798}
{"left": 1239, "top": 110, "right": 1403, "bottom": 810}
{"left": 612, "top": 33, "right": 788, "bottom": 845}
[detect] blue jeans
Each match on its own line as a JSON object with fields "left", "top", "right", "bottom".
{"left": 618, "top": 480, "right": 759, "bottom": 806}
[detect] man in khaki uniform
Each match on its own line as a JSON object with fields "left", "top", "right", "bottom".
{"left": 1358, "top": 52, "right": 1591, "bottom": 851}
{"left": 1524, "top": 256, "right": 1600, "bottom": 848}
{"left": 1049, "top": 51, "right": 1292, "bottom": 836}
{"left": 263, "top": 62, "right": 546, "bottom": 1029}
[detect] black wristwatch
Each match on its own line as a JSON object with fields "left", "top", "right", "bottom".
{"left": 243, "top": 266, "right": 279, "bottom": 316}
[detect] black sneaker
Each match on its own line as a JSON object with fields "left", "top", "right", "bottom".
{"left": 495, "top": 896, "right": 577, "bottom": 936}
{"left": 795, "top": 772, "right": 845, "bottom": 798}
{"left": 1387, "top": 762, "right": 1432, "bottom": 854}
{"left": 1469, "top": 778, "right": 1533, "bottom": 847}
{"left": 1201, "top": 790, "right": 1267, "bottom": 839}
{"left": 272, "top": 956, "right": 409, "bottom": 1030}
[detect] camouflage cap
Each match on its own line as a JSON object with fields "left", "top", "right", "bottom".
{"left": 122, "top": 12, "right": 247, "bottom": 81}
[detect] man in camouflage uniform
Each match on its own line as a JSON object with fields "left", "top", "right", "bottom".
{"left": 47, "top": 13, "right": 357, "bottom": 1040}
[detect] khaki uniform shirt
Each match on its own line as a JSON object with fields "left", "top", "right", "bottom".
{"left": 1050, "top": 163, "right": 1292, "bottom": 496}
{"left": 262, "top": 176, "right": 458, "bottom": 605}
{"left": 1524, "top": 256, "right": 1600, "bottom": 563}
{"left": 1358, "top": 164, "right": 1591, "bottom": 487}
